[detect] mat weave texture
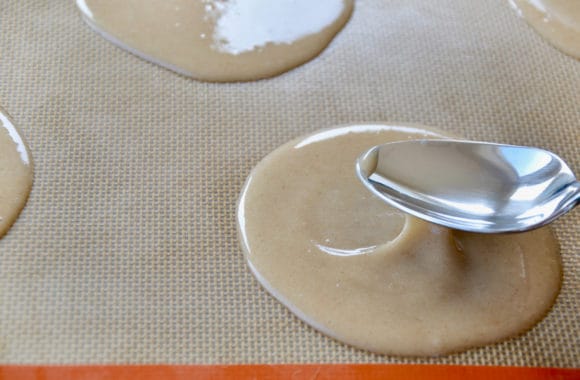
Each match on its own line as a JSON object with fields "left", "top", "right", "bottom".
{"left": 0, "top": 0, "right": 578, "bottom": 366}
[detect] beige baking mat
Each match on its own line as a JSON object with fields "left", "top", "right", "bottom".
{"left": 0, "top": 0, "right": 578, "bottom": 367}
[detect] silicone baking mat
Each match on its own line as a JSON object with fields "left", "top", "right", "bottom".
{"left": 0, "top": 0, "right": 578, "bottom": 369}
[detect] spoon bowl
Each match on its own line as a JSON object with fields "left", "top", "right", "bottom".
{"left": 356, "top": 139, "right": 579, "bottom": 233}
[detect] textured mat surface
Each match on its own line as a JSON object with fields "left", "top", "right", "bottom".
{"left": 0, "top": 0, "right": 578, "bottom": 366}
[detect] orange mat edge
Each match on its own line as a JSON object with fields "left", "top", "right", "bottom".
{"left": 0, "top": 364, "right": 578, "bottom": 380}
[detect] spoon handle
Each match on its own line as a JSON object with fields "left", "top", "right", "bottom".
{"left": 571, "top": 182, "right": 580, "bottom": 207}
{"left": 559, "top": 182, "right": 580, "bottom": 218}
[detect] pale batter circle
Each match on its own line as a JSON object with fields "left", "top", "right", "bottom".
{"left": 510, "top": 0, "right": 580, "bottom": 59}
{"left": 0, "top": 109, "right": 33, "bottom": 239}
{"left": 77, "top": 0, "right": 354, "bottom": 82}
{"left": 237, "top": 124, "right": 562, "bottom": 356}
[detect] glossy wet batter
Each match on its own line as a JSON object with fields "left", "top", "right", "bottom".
{"left": 237, "top": 124, "right": 561, "bottom": 356}
{"left": 0, "top": 109, "right": 33, "bottom": 239}
{"left": 510, "top": 0, "right": 580, "bottom": 59}
{"left": 77, "top": 0, "right": 354, "bottom": 81}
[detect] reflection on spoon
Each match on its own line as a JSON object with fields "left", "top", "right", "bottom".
{"left": 357, "top": 139, "right": 579, "bottom": 233}
{"left": 77, "top": 0, "right": 354, "bottom": 81}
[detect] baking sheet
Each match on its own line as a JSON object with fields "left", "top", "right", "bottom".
{"left": 0, "top": 0, "right": 578, "bottom": 366}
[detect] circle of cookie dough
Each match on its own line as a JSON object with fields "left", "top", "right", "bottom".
{"left": 510, "top": 0, "right": 580, "bottom": 59}
{"left": 237, "top": 124, "right": 561, "bottom": 356}
{"left": 0, "top": 109, "right": 33, "bottom": 239}
{"left": 77, "top": 0, "right": 354, "bottom": 82}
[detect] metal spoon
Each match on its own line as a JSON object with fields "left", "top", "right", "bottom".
{"left": 356, "top": 139, "right": 579, "bottom": 233}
